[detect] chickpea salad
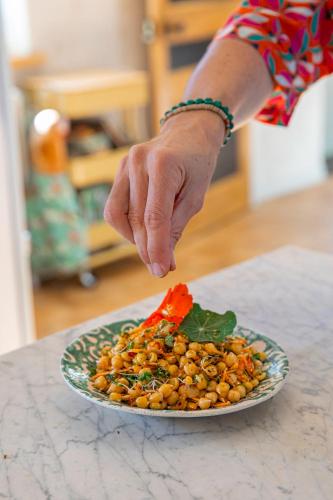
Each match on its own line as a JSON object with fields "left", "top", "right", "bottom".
{"left": 90, "top": 284, "right": 268, "bottom": 412}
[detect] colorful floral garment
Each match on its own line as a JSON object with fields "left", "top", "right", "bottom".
{"left": 216, "top": 0, "right": 333, "bottom": 125}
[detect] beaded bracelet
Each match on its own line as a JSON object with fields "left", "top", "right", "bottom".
{"left": 160, "top": 98, "right": 234, "bottom": 146}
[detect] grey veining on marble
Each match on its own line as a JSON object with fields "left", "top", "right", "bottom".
{"left": 0, "top": 246, "right": 332, "bottom": 500}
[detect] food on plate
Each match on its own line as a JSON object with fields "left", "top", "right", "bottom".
{"left": 90, "top": 284, "right": 268, "bottom": 411}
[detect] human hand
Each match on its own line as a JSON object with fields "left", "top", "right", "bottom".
{"left": 104, "top": 110, "right": 225, "bottom": 277}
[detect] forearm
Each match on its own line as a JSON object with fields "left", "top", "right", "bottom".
{"left": 184, "top": 38, "right": 273, "bottom": 129}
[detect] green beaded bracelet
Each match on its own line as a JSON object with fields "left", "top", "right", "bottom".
{"left": 160, "top": 98, "right": 234, "bottom": 146}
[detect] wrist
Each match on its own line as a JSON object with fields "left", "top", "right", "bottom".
{"left": 160, "top": 109, "right": 225, "bottom": 151}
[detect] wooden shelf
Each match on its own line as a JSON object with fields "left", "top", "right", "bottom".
{"left": 87, "top": 220, "right": 124, "bottom": 252}
{"left": 88, "top": 243, "right": 136, "bottom": 269}
{"left": 68, "top": 147, "right": 130, "bottom": 188}
{"left": 23, "top": 70, "right": 148, "bottom": 118}
{"left": 10, "top": 52, "right": 46, "bottom": 71}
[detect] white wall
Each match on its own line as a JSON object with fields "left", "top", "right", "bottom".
{"left": 0, "top": 15, "right": 35, "bottom": 354}
{"left": 249, "top": 80, "right": 327, "bottom": 204}
{"left": 28, "top": 0, "right": 146, "bottom": 73}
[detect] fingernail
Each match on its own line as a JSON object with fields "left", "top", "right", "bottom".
{"left": 170, "top": 254, "right": 176, "bottom": 271}
{"left": 151, "top": 263, "right": 165, "bottom": 277}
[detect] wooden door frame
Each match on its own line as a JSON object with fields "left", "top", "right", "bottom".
{"left": 144, "top": 0, "right": 249, "bottom": 229}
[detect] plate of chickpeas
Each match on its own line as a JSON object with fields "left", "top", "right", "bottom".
{"left": 61, "top": 317, "right": 289, "bottom": 417}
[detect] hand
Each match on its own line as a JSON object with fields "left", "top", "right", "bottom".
{"left": 104, "top": 110, "right": 225, "bottom": 277}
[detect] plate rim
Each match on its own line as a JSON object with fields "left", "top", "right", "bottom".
{"left": 60, "top": 320, "right": 290, "bottom": 418}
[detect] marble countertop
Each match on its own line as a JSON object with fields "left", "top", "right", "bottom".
{"left": 1, "top": 246, "right": 332, "bottom": 500}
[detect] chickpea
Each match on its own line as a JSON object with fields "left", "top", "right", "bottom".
{"left": 128, "top": 386, "right": 141, "bottom": 398}
{"left": 187, "top": 402, "right": 198, "bottom": 411}
{"left": 205, "top": 343, "right": 220, "bottom": 355}
{"left": 179, "top": 356, "right": 188, "bottom": 367}
{"left": 97, "top": 356, "right": 110, "bottom": 371}
{"left": 227, "top": 373, "right": 238, "bottom": 386}
{"left": 118, "top": 377, "right": 130, "bottom": 387}
{"left": 176, "top": 335, "right": 187, "bottom": 343}
{"left": 150, "top": 402, "right": 163, "bottom": 410}
{"left": 147, "top": 341, "right": 160, "bottom": 352}
{"left": 114, "top": 343, "right": 125, "bottom": 353}
{"left": 169, "top": 377, "right": 180, "bottom": 389}
{"left": 133, "top": 336, "right": 144, "bottom": 347}
{"left": 166, "top": 355, "right": 177, "bottom": 364}
{"left": 185, "top": 349, "right": 198, "bottom": 360}
{"left": 148, "top": 352, "right": 158, "bottom": 363}
{"left": 205, "top": 392, "right": 218, "bottom": 403}
{"left": 167, "top": 391, "right": 179, "bottom": 405}
{"left": 228, "top": 389, "right": 241, "bottom": 403}
{"left": 121, "top": 352, "right": 132, "bottom": 362}
{"left": 207, "top": 380, "right": 217, "bottom": 392}
{"left": 173, "top": 343, "right": 186, "bottom": 355}
{"left": 94, "top": 375, "right": 108, "bottom": 391}
{"left": 111, "top": 355, "right": 123, "bottom": 370}
{"left": 200, "top": 350, "right": 208, "bottom": 357}
{"left": 256, "top": 372, "right": 267, "bottom": 381}
{"left": 158, "top": 384, "right": 174, "bottom": 399}
{"left": 198, "top": 398, "right": 211, "bottom": 410}
{"left": 175, "top": 398, "right": 187, "bottom": 410}
{"left": 109, "top": 392, "right": 123, "bottom": 401}
{"left": 235, "top": 385, "right": 246, "bottom": 398}
{"left": 149, "top": 392, "right": 163, "bottom": 404}
{"left": 226, "top": 352, "right": 238, "bottom": 367}
{"left": 230, "top": 342, "right": 243, "bottom": 355}
{"left": 252, "top": 378, "right": 259, "bottom": 388}
{"left": 158, "top": 359, "right": 169, "bottom": 368}
{"left": 133, "top": 365, "right": 141, "bottom": 374}
{"left": 168, "top": 364, "right": 179, "bottom": 376}
{"left": 184, "top": 376, "right": 193, "bottom": 385}
{"left": 107, "top": 383, "right": 123, "bottom": 394}
{"left": 205, "top": 365, "right": 218, "bottom": 378}
{"left": 101, "top": 345, "right": 111, "bottom": 355}
{"left": 184, "top": 362, "right": 199, "bottom": 376}
{"left": 259, "top": 352, "right": 267, "bottom": 361}
{"left": 196, "top": 374, "right": 208, "bottom": 390}
{"left": 243, "top": 381, "right": 253, "bottom": 392}
{"left": 217, "top": 361, "right": 226, "bottom": 373}
{"left": 189, "top": 342, "right": 202, "bottom": 352}
{"left": 254, "top": 359, "right": 263, "bottom": 368}
{"left": 186, "top": 386, "right": 200, "bottom": 399}
{"left": 216, "top": 382, "right": 230, "bottom": 398}
{"left": 136, "top": 396, "right": 149, "bottom": 408}
{"left": 139, "top": 367, "right": 152, "bottom": 376}
{"left": 178, "top": 385, "right": 187, "bottom": 397}
{"left": 134, "top": 352, "right": 147, "bottom": 365}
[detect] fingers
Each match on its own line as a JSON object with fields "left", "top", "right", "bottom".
{"left": 127, "top": 147, "right": 150, "bottom": 265}
{"left": 104, "top": 157, "right": 134, "bottom": 243}
{"left": 144, "top": 157, "right": 180, "bottom": 277}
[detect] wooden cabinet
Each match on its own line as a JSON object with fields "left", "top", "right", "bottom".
{"left": 144, "top": 0, "right": 249, "bottom": 228}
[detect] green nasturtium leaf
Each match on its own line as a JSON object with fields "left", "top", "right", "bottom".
{"left": 179, "top": 303, "right": 237, "bottom": 343}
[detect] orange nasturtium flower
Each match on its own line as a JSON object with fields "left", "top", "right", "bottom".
{"left": 142, "top": 283, "right": 193, "bottom": 329}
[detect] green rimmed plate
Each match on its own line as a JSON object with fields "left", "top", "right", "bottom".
{"left": 61, "top": 319, "right": 289, "bottom": 417}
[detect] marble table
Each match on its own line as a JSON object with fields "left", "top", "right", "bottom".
{"left": 1, "top": 246, "right": 332, "bottom": 500}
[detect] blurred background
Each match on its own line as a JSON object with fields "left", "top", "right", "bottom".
{"left": 1, "top": 0, "right": 333, "bottom": 355}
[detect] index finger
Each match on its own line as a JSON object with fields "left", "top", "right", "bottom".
{"left": 144, "top": 153, "right": 182, "bottom": 277}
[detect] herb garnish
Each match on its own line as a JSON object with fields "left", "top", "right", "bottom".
{"left": 155, "top": 366, "right": 169, "bottom": 380}
{"left": 138, "top": 371, "right": 152, "bottom": 383}
{"left": 180, "top": 303, "right": 237, "bottom": 343}
{"left": 252, "top": 353, "right": 261, "bottom": 361}
{"left": 165, "top": 335, "right": 174, "bottom": 347}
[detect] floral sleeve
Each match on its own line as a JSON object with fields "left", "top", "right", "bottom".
{"left": 216, "top": 0, "right": 333, "bottom": 125}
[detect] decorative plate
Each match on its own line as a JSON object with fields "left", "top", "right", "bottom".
{"left": 61, "top": 319, "right": 289, "bottom": 418}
